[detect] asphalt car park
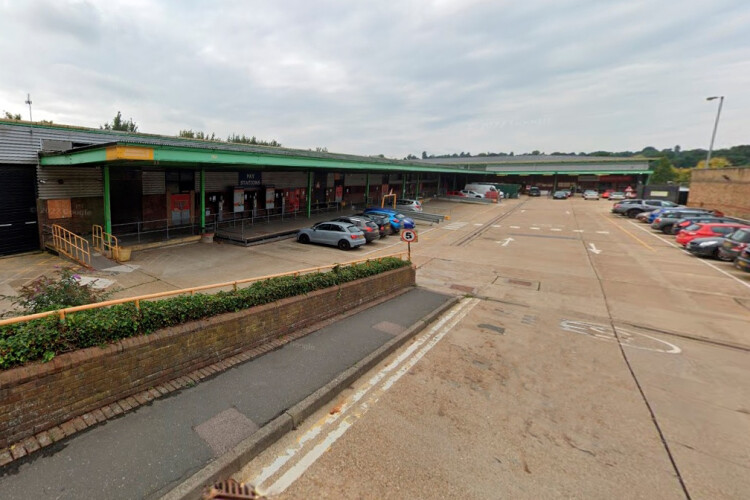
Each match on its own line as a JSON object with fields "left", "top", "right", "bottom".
{"left": 2, "top": 196, "right": 749, "bottom": 498}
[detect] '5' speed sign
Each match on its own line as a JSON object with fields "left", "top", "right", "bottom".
{"left": 401, "top": 229, "right": 417, "bottom": 242}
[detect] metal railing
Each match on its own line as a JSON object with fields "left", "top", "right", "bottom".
{"left": 92, "top": 225, "right": 121, "bottom": 260}
{"left": 0, "top": 252, "right": 408, "bottom": 327}
{"left": 51, "top": 224, "right": 91, "bottom": 268}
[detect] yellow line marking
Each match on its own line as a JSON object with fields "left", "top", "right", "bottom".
{"left": 602, "top": 215, "right": 655, "bottom": 252}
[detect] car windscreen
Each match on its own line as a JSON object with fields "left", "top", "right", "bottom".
{"left": 684, "top": 224, "right": 701, "bottom": 231}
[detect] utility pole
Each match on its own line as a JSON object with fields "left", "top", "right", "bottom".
{"left": 25, "top": 93, "right": 32, "bottom": 122}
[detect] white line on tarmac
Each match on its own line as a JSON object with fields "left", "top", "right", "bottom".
{"left": 530, "top": 227, "right": 540, "bottom": 230}
{"left": 627, "top": 221, "right": 750, "bottom": 290}
{"left": 259, "top": 299, "right": 480, "bottom": 495}
{"left": 596, "top": 231, "right": 610, "bottom": 234}
{"left": 251, "top": 299, "right": 478, "bottom": 489}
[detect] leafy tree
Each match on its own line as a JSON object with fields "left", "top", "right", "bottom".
{"left": 675, "top": 168, "right": 692, "bottom": 184}
{"left": 640, "top": 146, "right": 660, "bottom": 158}
{"left": 695, "top": 157, "right": 732, "bottom": 169}
{"left": 3, "top": 111, "right": 22, "bottom": 120}
{"left": 421, "top": 151, "right": 427, "bottom": 159}
{"left": 179, "top": 129, "right": 217, "bottom": 140}
{"left": 101, "top": 111, "right": 138, "bottom": 132}
{"left": 227, "top": 133, "right": 280, "bottom": 147}
{"left": 650, "top": 157, "right": 677, "bottom": 183}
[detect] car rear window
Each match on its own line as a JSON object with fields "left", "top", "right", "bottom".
{"left": 732, "top": 229, "right": 750, "bottom": 242}
{"left": 347, "top": 226, "right": 360, "bottom": 233}
{"left": 684, "top": 224, "right": 700, "bottom": 231}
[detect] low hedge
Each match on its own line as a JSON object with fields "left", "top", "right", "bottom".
{"left": 0, "top": 258, "right": 409, "bottom": 370}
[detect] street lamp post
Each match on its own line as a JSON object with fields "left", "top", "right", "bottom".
{"left": 705, "top": 96, "right": 724, "bottom": 169}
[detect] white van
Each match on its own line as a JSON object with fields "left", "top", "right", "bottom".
{"left": 464, "top": 183, "right": 499, "bottom": 200}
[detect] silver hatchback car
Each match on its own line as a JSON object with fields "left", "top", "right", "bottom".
{"left": 297, "top": 221, "right": 366, "bottom": 250}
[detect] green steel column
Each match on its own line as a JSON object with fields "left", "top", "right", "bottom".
{"left": 401, "top": 175, "right": 406, "bottom": 198}
{"left": 200, "top": 168, "right": 206, "bottom": 233}
{"left": 103, "top": 165, "right": 112, "bottom": 234}
{"left": 437, "top": 174, "right": 441, "bottom": 195}
{"left": 415, "top": 173, "right": 420, "bottom": 199}
{"left": 307, "top": 171, "right": 313, "bottom": 218}
{"left": 365, "top": 173, "right": 370, "bottom": 206}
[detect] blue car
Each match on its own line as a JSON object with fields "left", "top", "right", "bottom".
{"left": 363, "top": 207, "right": 415, "bottom": 234}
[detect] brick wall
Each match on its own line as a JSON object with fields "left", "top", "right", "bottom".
{"left": 0, "top": 266, "right": 415, "bottom": 448}
{"left": 688, "top": 167, "right": 750, "bottom": 220}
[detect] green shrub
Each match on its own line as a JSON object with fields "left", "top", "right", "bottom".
{"left": 0, "top": 258, "right": 409, "bottom": 370}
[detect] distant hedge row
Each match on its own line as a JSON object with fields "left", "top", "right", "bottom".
{"left": 0, "top": 258, "right": 409, "bottom": 370}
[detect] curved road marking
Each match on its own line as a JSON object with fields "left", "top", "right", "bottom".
{"left": 560, "top": 319, "right": 681, "bottom": 354}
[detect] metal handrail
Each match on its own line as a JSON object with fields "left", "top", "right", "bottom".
{"left": 51, "top": 224, "right": 91, "bottom": 267}
{"left": 0, "top": 252, "right": 409, "bottom": 326}
{"left": 92, "top": 224, "right": 121, "bottom": 260}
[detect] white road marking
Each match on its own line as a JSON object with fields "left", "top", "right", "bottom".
{"left": 492, "top": 225, "right": 502, "bottom": 228}
{"left": 626, "top": 221, "right": 750, "bottom": 291}
{"left": 530, "top": 227, "right": 540, "bottom": 230}
{"left": 498, "top": 237, "right": 514, "bottom": 247}
{"left": 443, "top": 222, "right": 468, "bottom": 231}
{"left": 253, "top": 300, "right": 479, "bottom": 492}
{"left": 521, "top": 210, "right": 526, "bottom": 213}
{"left": 573, "top": 229, "right": 584, "bottom": 233}
{"left": 510, "top": 225, "right": 521, "bottom": 229}
{"left": 550, "top": 228, "right": 562, "bottom": 232}
{"left": 75, "top": 276, "right": 115, "bottom": 289}
{"left": 560, "top": 320, "right": 681, "bottom": 354}
{"left": 473, "top": 223, "right": 483, "bottom": 226}
{"left": 102, "top": 264, "right": 140, "bottom": 273}
{"left": 595, "top": 231, "right": 610, "bottom": 235}
{"left": 589, "top": 243, "right": 602, "bottom": 254}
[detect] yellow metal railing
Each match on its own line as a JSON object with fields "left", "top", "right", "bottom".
{"left": 51, "top": 224, "right": 91, "bottom": 268}
{"left": 92, "top": 224, "right": 121, "bottom": 260}
{"left": 0, "top": 252, "right": 409, "bottom": 326}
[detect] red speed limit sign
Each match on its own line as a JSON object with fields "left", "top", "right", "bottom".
{"left": 401, "top": 229, "right": 417, "bottom": 242}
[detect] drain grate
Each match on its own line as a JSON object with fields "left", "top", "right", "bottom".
{"left": 203, "top": 479, "right": 264, "bottom": 499}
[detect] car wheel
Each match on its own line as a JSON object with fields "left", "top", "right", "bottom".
{"left": 338, "top": 239, "right": 351, "bottom": 250}
{"left": 626, "top": 209, "right": 639, "bottom": 218}
{"left": 298, "top": 234, "right": 310, "bottom": 244}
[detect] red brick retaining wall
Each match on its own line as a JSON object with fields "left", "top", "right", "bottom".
{"left": 688, "top": 167, "right": 750, "bottom": 220}
{"left": 0, "top": 266, "right": 415, "bottom": 448}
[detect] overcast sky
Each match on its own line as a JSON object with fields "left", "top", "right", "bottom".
{"left": 1, "top": 0, "right": 748, "bottom": 158}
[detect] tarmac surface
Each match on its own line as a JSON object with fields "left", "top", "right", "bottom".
{"left": 2, "top": 196, "right": 749, "bottom": 499}
{"left": 0, "top": 287, "right": 452, "bottom": 499}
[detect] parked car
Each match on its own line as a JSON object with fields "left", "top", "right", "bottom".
{"left": 363, "top": 207, "right": 415, "bottom": 234}
{"left": 583, "top": 190, "right": 599, "bottom": 200}
{"left": 459, "top": 189, "right": 483, "bottom": 198}
{"left": 612, "top": 199, "right": 680, "bottom": 218}
{"left": 333, "top": 216, "right": 381, "bottom": 243}
{"left": 635, "top": 210, "right": 657, "bottom": 223}
{"left": 652, "top": 211, "right": 731, "bottom": 234}
{"left": 355, "top": 212, "right": 389, "bottom": 237}
{"left": 718, "top": 228, "right": 750, "bottom": 261}
{"left": 601, "top": 189, "right": 614, "bottom": 199}
{"left": 297, "top": 221, "right": 366, "bottom": 250}
{"left": 670, "top": 215, "right": 742, "bottom": 235}
{"left": 553, "top": 190, "right": 568, "bottom": 200}
{"left": 395, "top": 198, "right": 423, "bottom": 212}
{"left": 643, "top": 206, "right": 708, "bottom": 224}
{"left": 686, "top": 237, "right": 726, "bottom": 259}
{"left": 609, "top": 192, "right": 626, "bottom": 200}
{"left": 676, "top": 223, "right": 750, "bottom": 247}
{"left": 734, "top": 246, "right": 750, "bottom": 272}
{"left": 528, "top": 187, "right": 541, "bottom": 197}
{"left": 464, "top": 183, "right": 500, "bottom": 200}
